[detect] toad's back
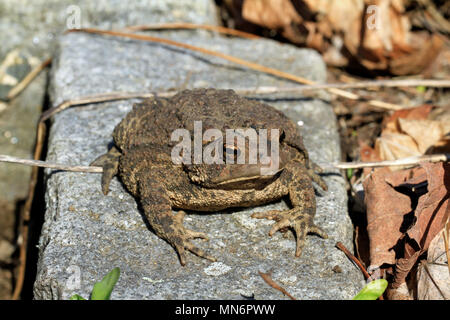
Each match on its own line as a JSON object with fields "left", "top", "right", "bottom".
{"left": 113, "top": 88, "right": 307, "bottom": 155}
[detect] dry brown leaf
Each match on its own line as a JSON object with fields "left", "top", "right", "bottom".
{"left": 389, "top": 250, "right": 421, "bottom": 292}
{"left": 388, "top": 33, "right": 444, "bottom": 76}
{"left": 363, "top": 162, "right": 448, "bottom": 267}
{"left": 242, "top": 0, "right": 302, "bottom": 30}
{"left": 422, "top": 44, "right": 450, "bottom": 78}
{"left": 406, "top": 163, "right": 449, "bottom": 253}
{"left": 363, "top": 168, "right": 415, "bottom": 267}
{"left": 360, "top": 141, "right": 381, "bottom": 163}
{"left": 399, "top": 118, "right": 450, "bottom": 154}
{"left": 360, "top": 0, "right": 411, "bottom": 59}
{"left": 359, "top": 141, "right": 381, "bottom": 177}
{"left": 232, "top": 0, "right": 443, "bottom": 74}
{"left": 383, "top": 104, "right": 433, "bottom": 127}
{"left": 306, "top": 0, "right": 364, "bottom": 53}
{"left": 375, "top": 132, "right": 421, "bottom": 161}
{"left": 375, "top": 105, "right": 450, "bottom": 162}
{"left": 386, "top": 282, "right": 413, "bottom": 300}
{"left": 359, "top": 2, "right": 443, "bottom": 74}
{"left": 364, "top": 162, "right": 449, "bottom": 297}
{"left": 384, "top": 166, "right": 427, "bottom": 187}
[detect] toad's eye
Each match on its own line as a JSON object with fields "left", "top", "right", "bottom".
{"left": 223, "top": 145, "right": 241, "bottom": 162}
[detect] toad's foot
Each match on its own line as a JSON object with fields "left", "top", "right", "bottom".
{"left": 165, "top": 211, "right": 217, "bottom": 266}
{"left": 307, "top": 161, "right": 328, "bottom": 191}
{"left": 307, "top": 169, "right": 328, "bottom": 191}
{"left": 251, "top": 209, "right": 328, "bottom": 257}
{"left": 90, "top": 146, "right": 121, "bottom": 195}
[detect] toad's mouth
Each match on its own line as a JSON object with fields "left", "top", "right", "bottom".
{"left": 203, "top": 148, "right": 287, "bottom": 188}
{"left": 209, "top": 164, "right": 283, "bottom": 189}
{"left": 215, "top": 173, "right": 278, "bottom": 184}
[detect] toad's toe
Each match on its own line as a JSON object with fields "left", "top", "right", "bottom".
{"left": 252, "top": 208, "right": 327, "bottom": 258}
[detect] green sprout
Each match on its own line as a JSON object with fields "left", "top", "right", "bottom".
{"left": 353, "top": 279, "right": 388, "bottom": 300}
{"left": 346, "top": 168, "right": 354, "bottom": 180}
{"left": 416, "top": 86, "right": 426, "bottom": 93}
{"left": 70, "top": 267, "right": 120, "bottom": 300}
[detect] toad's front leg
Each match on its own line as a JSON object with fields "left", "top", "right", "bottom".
{"left": 139, "top": 177, "right": 216, "bottom": 266}
{"left": 252, "top": 161, "right": 328, "bottom": 257}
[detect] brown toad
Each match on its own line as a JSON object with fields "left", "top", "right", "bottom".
{"left": 92, "top": 88, "right": 328, "bottom": 265}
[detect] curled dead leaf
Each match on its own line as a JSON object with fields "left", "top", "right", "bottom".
{"left": 399, "top": 118, "right": 450, "bottom": 154}
{"left": 375, "top": 105, "right": 450, "bottom": 165}
{"left": 405, "top": 163, "right": 449, "bottom": 253}
{"left": 363, "top": 167, "right": 415, "bottom": 267}
{"left": 364, "top": 162, "right": 450, "bottom": 298}
{"left": 375, "top": 132, "right": 422, "bottom": 162}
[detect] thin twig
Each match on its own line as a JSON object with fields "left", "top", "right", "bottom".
{"left": 5, "top": 23, "right": 255, "bottom": 103}
{"left": 444, "top": 221, "right": 450, "bottom": 275}
{"left": 324, "top": 154, "right": 449, "bottom": 170}
{"left": 258, "top": 271, "right": 296, "bottom": 300}
{"left": 122, "top": 22, "right": 260, "bottom": 39}
{"left": 287, "top": 79, "right": 450, "bottom": 90}
{"left": 44, "top": 81, "right": 436, "bottom": 124}
{"left": 67, "top": 28, "right": 326, "bottom": 89}
{"left": 336, "top": 242, "right": 371, "bottom": 279}
{"left": 336, "top": 242, "right": 385, "bottom": 299}
{"left": 0, "top": 155, "right": 102, "bottom": 173}
{"left": 11, "top": 122, "right": 46, "bottom": 300}
{"left": 68, "top": 28, "right": 406, "bottom": 110}
{"left": 40, "top": 92, "right": 163, "bottom": 122}
{"left": 2, "top": 154, "right": 449, "bottom": 173}
{"left": 422, "top": 262, "right": 448, "bottom": 300}
{"left": 38, "top": 88, "right": 319, "bottom": 122}
{"left": 4, "top": 28, "right": 447, "bottom": 108}
{"left": 6, "top": 58, "right": 51, "bottom": 100}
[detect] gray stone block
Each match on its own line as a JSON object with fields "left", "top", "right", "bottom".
{"left": 34, "top": 31, "right": 364, "bottom": 299}
{"left": 0, "top": 0, "right": 218, "bottom": 58}
{"left": 0, "top": 0, "right": 217, "bottom": 244}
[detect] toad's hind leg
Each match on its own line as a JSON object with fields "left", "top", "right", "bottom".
{"left": 91, "top": 146, "right": 121, "bottom": 195}
{"left": 252, "top": 161, "right": 328, "bottom": 257}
